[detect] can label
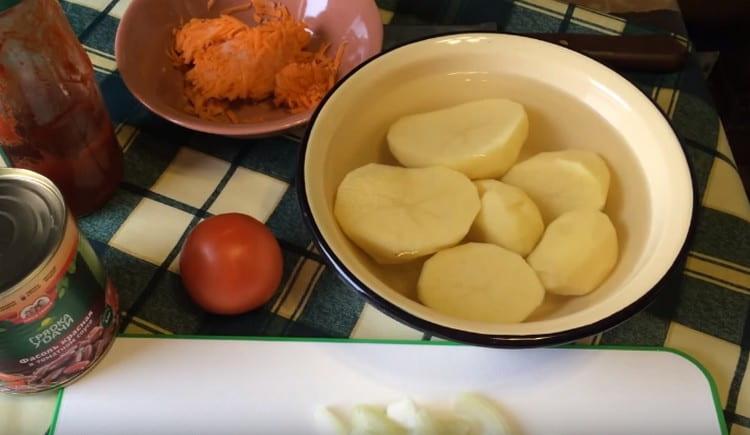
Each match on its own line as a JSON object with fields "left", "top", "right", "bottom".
{"left": 0, "top": 219, "right": 119, "bottom": 393}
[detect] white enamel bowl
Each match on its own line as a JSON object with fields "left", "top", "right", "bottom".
{"left": 298, "top": 33, "right": 693, "bottom": 347}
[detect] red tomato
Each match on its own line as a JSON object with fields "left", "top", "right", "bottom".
{"left": 179, "top": 213, "right": 283, "bottom": 315}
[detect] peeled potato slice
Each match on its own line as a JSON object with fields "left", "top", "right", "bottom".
{"left": 387, "top": 99, "right": 528, "bottom": 179}
{"left": 334, "top": 164, "right": 480, "bottom": 264}
{"left": 502, "top": 149, "right": 610, "bottom": 222}
{"left": 468, "top": 180, "right": 544, "bottom": 256}
{"left": 527, "top": 210, "right": 618, "bottom": 295}
{"left": 417, "top": 243, "right": 544, "bottom": 323}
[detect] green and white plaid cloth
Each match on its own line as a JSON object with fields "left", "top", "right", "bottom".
{"left": 0, "top": 0, "right": 748, "bottom": 433}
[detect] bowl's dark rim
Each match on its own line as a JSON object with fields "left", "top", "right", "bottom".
{"left": 296, "top": 31, "right": 697, "bottom": 348}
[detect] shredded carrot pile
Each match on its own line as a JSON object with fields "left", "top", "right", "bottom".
{"left": 171, "top": 0, "right": 345, "bottom": 122}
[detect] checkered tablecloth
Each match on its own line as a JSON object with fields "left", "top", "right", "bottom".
{"left": 1, "top": 0, "right": 749, "bottom": 433}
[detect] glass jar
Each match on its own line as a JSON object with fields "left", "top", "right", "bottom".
{"left": 0, "top": 0, "right": 123, "bottom": 216}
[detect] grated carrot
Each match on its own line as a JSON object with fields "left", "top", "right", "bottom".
{"left": 172, "top": 0, "right": 345, "bottom": 122}
{"left": 274, "top": 43, "right": 346, "bottom": 113}
{"left": 225, "top": 109, "right": 239, "bottom": 123}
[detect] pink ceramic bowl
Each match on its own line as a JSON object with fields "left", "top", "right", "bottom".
{"left": 115, "top": 0, "right": 383, "bottom": 138}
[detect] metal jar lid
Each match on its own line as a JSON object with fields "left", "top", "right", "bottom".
{"left": 0, "top": 168, "right": 67, "bottom": 293}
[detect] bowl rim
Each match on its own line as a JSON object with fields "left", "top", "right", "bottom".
{"left": 297, "top": 31, "right": 696, "bottom": 348}
{"left": 113, "top": 0, "right": 383, "bottom": 137}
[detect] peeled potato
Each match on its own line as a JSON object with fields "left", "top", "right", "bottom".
{"left": 527, "top": 210, "right": 618, "bottom": 296}
{"left": 334, "top": 164, "right": 480, "bottom": 264}
{"left": 417, "top": 243, "right": 544, "bottom": 323}
{"left": 468, "top": 180, "right": 544, "bottom": 256}
{"left": 387, "top": 99, "right": 528, "bottom": 179}
{"left": 502, "top": 149, "right": 610, "bottom": 222}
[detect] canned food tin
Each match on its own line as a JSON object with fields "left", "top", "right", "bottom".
{"left": 0, "top": 168, "right": 119, "bottom": 393}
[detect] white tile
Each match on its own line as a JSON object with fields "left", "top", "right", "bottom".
{"left": 66, "top": 0, "right": 132, "bottom": 18}
{"left": 110, "top": 199, "right": 193, "bottom": 266}
{"left": 209, "top": 168, "right": 288, "bottom": 222}
{"left": 168, "top": 253, "right": 181, "bottom": 274}
{"left": 572, "top": 8, "right": 626, "bottom": 35}
{"left": 574, "top": 335, "right": 599, "bottom": 345}
{"left": 116, "top": 123, "right": 140, "bottom": 151}
{"left": 110, "top": 0, "right": 132, "bottom": 18}
{"left": 379, "top": 9, "right": 394, "bottom": 24}
{"left": 86, "top": 50, "right": 116, "bottom": 73}
{"left": 65, "top": 0, "right": 110, "bottom": 11}
{"left": 665, "top": 322, "right": 740, "bottom": 407}
{"left": 734, "top": 359, "right": 750, "bottom": 417}
{"left": 520, "top": 0, "right": 568, "bottom": 14}
{"left": 350, "top": 304, "right": 423, "bottom": 340}
{"left": 168, "top": 218, "right": 204, "bottom": 274}
{"left": 687, "top": 110, "right": 750, "bottom": 222}
{"left": 275, "top": 258, "right": 325, "bottom": 321}
{"left": 151, "top": 147, "right": 229, "bottom": 208}
{"left": 704, "top": 162, "right": 750, "bottom": 221}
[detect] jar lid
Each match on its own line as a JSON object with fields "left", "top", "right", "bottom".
{"left": 0, "top": 168, "right": 67, "bottom": 292}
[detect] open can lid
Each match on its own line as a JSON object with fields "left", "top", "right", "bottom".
{"left": 0, "top": 168, "right": 67, "bottom": 293}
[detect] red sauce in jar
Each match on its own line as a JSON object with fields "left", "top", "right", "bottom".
{"left": 0, "top": 0, "right": 123, "bottom": 216}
